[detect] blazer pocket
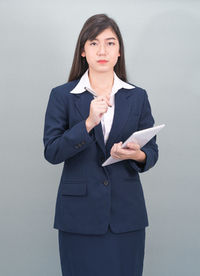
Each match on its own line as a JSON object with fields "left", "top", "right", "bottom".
{"left": 61, "top": 183, "right": 87, "bottom": 196}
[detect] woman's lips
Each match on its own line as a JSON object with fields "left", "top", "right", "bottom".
{"left": 97, "top": 60, "right": 108, "bottom": 63}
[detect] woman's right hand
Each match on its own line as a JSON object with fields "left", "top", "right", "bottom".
{"left": 86, "top": 95, "right": 112, "bottom": 132}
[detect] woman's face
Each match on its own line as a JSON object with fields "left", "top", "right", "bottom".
{"left": 81, "top": 27, "right": 120, "bottom": 73}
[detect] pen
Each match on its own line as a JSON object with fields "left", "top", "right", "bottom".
{"left": 84, "top": 86, "right": 112, "bottom": 107}
{"left": 84, "top": 87, "right": 97, "bottom": 98}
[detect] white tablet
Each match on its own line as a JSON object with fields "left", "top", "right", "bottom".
{"left": 102, "top": 124, "right": 165, "bottom": 167}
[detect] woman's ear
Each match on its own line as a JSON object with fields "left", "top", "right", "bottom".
{"left": 81, "top": 51, "right": 86, "bottom": 57}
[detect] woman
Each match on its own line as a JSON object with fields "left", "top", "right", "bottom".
{"left": 43, "top": 13, "right": 158, "bottom": 276}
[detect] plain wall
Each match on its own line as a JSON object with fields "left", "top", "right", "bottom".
{"left": 1, "top": 0, "right": 199, "bottom": 275}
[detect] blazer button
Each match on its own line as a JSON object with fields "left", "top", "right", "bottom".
{"left": 103, "top": 180, "right": 109, "bottom": 186}
{"left": 81, "top": 141, "right": 85, "bottom": 145}
{"left": 78, "top": 143, "right": 82, "bottom": 147}
{"left": 74, "top": 145, "right": 79, "bottom": 149}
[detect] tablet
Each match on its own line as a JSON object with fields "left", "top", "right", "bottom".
{"left": 102, "top": 124, "right": 165, "bottom": 167}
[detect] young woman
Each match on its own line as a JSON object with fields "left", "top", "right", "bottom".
{"left": 43, "top": 13, "right": 158, "bottom": 276}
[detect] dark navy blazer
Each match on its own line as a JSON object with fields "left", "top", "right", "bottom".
{"left": 43, "top": 78, "right": 158, "bottom": 235}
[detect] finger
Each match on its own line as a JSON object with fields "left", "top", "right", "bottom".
{"left": 97, "top": 94, "right": 110, "bottom": 100}
{"left": 96, "top": 102, "right": 108, "bottom": 107}
{"left": 96, "top": 95, "right": 112, "bottom": 107}
{"left": 113, "top": 143, "right": 117, "bottom": 151}
{"left": 96, "top": 95, "right": 107, "bottom": 101}
{"left": 111, "top": 144, "right": 122, "bottom": 159}
{"left": 113, "top": 142, "right": 121, "bottom": 150}
{"left": 97, "top": 98, "right": 111, "bottom": 108}
{"left": 113, "top": 143, "right": 118, "bottom": 153}
{"left": 94, "top": 102, "right": 108, "bottom": 112}
{"left": 97, "top": 108, "right": 108, "bottom": 116}
{"left": 106, "top": 97, "right": 112, "bottom": 107}
{"left": 117, "top": 141, "right": 122, "bottom": 148}
{"left": 105, "top": 95, "right": 112, "bottom": 106}
{"left": 95, "top": 97, "right": 105, "bottom": 103}
{"left": 117, "top": 141, "right": 123, "bottom": 147}
{"left": 115, "top": 142, "right": 122, "bottom": 153}
{"left": 110, "top": 145, "right": 115, "bottom": 156}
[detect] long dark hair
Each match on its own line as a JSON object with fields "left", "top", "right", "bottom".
{"left": 68, "top": 14, "right": 128, "bottom": 82}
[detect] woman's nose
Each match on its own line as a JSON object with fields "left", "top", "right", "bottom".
{"left": 97, "top": 44, "right": 107, "bottom": 55}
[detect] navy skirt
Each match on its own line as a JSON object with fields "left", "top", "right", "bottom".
{"left": 58, "top": 224, "right": 145, "bottom": 276}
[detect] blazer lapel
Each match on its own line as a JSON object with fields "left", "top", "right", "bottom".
{"left": 105, "top": 89, "right": 132, "bottom": 155}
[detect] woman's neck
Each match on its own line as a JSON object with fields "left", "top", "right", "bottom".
{"left": 88, "top": 68, "right": 114, "bottom": 96}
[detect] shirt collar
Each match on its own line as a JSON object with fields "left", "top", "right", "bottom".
{"left": 70, "top": 68, "right": 135, "bottom": 96}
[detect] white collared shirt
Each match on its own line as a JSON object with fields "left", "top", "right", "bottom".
{"left": 70, "top": 69, "right": 135, "bottom": 144}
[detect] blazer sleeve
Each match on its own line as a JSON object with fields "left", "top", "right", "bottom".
{"left": 43, "top": 88, "right": 96, "bottom": 165}
{"left": 128, "top": 89, "right": 159, "bottom": 173}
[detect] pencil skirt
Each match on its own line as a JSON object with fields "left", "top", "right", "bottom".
{"left": 58, "top": 224, "right": 146, "bottom": 276}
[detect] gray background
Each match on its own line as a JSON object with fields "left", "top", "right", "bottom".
{"left": 1, "top": 0, "right": 199, "bottom": 275}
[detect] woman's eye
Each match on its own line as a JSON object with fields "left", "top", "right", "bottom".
{"left": 90, "top": 42, "right": 115, "bottom": 46}
{"left": 90, "top": 42, "right": 97, "bottom": 46}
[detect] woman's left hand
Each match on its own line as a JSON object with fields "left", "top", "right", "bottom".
{"left": 110, "top": 141, "right": 146, "bottom": 163}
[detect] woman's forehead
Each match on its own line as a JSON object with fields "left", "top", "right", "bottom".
{"left": 88, "top": 28, "right": 118, "bottom": 41}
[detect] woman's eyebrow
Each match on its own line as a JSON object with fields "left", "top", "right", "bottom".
{"left": 92, "top": 37, "right": 116, "bottom": 41}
